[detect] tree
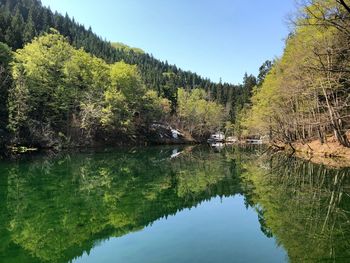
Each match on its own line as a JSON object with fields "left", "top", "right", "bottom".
{"left": 0, "top": 0, "right": 255, "bottom": 147}
{"left": 245, "top": 0, "right": 350, "bottom": 147}
{"left": 0, "top": 42, "right": 12, "bottom": 142}
{"left": 0, "top": 0, "right": 247, "bottom": 124}
{"left": 5, "top": 5, "right": 24, "bottom": 50}
{"left": 8, "top": 31, "right": 79, "bottom": 145}
{"left": 177, "top": 88, "right": 226, "bottom": 139}
{"left": 337, "top": 0, "right": 350, "bottom": 14}
{"left": 257, "top": 60, "right": 272, "bottom": 86}
{"left": 23, "top": 9, "right": 36, "bottom": 44}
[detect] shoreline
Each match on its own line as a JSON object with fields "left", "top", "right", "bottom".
{"left": 273, "top": 138, "right": 350, "bottom": 168}
{"left": 3, "top": 138, "right": 350, "bottom": 169}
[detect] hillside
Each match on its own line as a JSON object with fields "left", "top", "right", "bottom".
{"left": 111, "top": 42, "right": 145, "bottom": 54}
{"left": 243, "top": 0, "right": 350, "bottom": 150}
{"left": 0, "top": 0, "right": 256, "bottom": 120}
{"left": 0, "top": 0, "right": 261, "bottom": 150}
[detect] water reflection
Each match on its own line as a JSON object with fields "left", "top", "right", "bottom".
{"left": 240, "top": 153, "right": 350, "bottom": 262}
{"left": 0, "top": 146, "right": 349, "bottom": 262}
{"left": 0, "top": 146, "right": 242, "bottom": 262}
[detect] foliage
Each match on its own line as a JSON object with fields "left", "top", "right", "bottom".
{"left": 177, "top": 88, "right": 226, "bottom": 139}
{"left": 9, "top": 32, "right": 74, "bottom": 137}
{"left": 0, "top": 0, "right": 252, "bottom": 123}
{"left": 245, "top": 0, "right": 350, "bottom": 146}
{"left": 0, "top": 42, "right": 12, "bottom": 135}
{"left": 0, "top": 0, "right": 263, "bottom": 148}
{"left": 112, "top": 42, "right": 145, "bottom": 54}
{"left": 7, "top": 32, "right": 172, "bottom": 146}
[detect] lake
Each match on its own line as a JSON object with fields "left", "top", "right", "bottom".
{"left": 0, "top": 145, "right": 349, "bottom": 262}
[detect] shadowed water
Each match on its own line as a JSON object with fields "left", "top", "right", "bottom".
{"left": 0, "top": 146, "right": 349, "bottom": 262}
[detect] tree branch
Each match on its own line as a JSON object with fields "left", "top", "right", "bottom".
{"left": 337, "top": 0, "right": 350, "bottom": 14}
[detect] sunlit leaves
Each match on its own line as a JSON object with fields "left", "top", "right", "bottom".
{"left": 177, "top": 88, "right": 226, "bottom": 138}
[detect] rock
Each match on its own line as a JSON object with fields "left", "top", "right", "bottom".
{"left": 147, "top": 123, "right": 194, "bottom": 144}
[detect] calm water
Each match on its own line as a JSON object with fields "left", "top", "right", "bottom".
{"left": 0, "top": 146, "right": 349, "bottom": 263}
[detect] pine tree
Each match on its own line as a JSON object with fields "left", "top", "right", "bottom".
{"left": 5, "top": 5, "right": 25, "bottom": 49}
{"left": 23, "top": 9, "right": 36, "bottom": 43}
{"left": 0, "top": 42, "right": 12, "bottom": 135}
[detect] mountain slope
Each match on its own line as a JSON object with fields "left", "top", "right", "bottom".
{"left": 0, "top": 0, "right": 255, "bottom": 120}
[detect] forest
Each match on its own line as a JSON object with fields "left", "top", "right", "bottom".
{"left": 2, "top": 0, "right": 348, "bottom": 152}
{"left": 0, "top": 0, "right": 260, "bottom": 150}
{"left": 242, "top": 0, "right": 350, "bottom": 148}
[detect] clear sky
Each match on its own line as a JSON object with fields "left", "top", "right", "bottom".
{"left": 40, "top": 0, "right": 295, "bottom": 85}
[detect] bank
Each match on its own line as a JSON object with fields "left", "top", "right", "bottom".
{"left": 275, "top": 132, "right": 350, "bottom": 168}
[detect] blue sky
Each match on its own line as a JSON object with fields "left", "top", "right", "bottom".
{"left": 41, "top": 0, "right": 295, "bottom": 84}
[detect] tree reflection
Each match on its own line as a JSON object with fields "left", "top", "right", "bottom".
{"left": 1, "top": 146, "right": 349, "bottom": 263}
{"left": 241, "top": 153, "right": 350, "bottom": 262}
{"left": 0, "top": 146, "right": 241, "bottom": 262}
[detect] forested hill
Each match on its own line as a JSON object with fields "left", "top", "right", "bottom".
{"left": 242, "top": 0, "right": 350, "bottom": 148}
{"left": 0, "top": 0, "right": 254, "bottom": 117}
{"left": 0, "top": 0, "right": 263, "bottom": 151}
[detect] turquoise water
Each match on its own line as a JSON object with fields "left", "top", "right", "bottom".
{"left": 75, "top": 195, "right": 286, "bottom": 263}
{"left": 0, "top": 146, "right": 349, "bottom": 262}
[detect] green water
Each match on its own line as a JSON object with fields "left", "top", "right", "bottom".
{"left": 0, "top": 146, "right": 349, "bottom": 263}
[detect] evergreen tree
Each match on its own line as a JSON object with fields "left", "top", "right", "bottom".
{"left": 5, "top": 5, "right": 24, "bottom": 49}
{"left": 0, "top": 42, "right": 12, "bottom": 136}
{"left": 23, "top": 9, "right": 36, "bottom": 43}
{"left": 257, "top": 60, "right": 272, "bottom": 86}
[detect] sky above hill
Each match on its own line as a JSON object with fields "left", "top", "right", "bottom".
{"left": 41, "top": 0, "right": 295, "bottom": 84}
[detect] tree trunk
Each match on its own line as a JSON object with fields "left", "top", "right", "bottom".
{"left": 321, "top": 86, "right": 350, "bottom": 147}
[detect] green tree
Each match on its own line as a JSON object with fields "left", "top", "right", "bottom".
{"left": 177, "top": 88, "right": 226, "bottom": 139}
{"left": 23, "top": 9, "right": 36, "bottom": 44}
{"left": 245, "top": 0, "right": 350, "bottom": 146}
{"left": 257, "top": 60, "right": 272, "bottom": 87}
{"left": 8, "top": 31, "right": 75, "bottom": 144}
{"left": 5, "top": 5, "right": 24, "bottom": 50}
{"left": 0, "top": 42, "right": 12, "bottom": 143}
